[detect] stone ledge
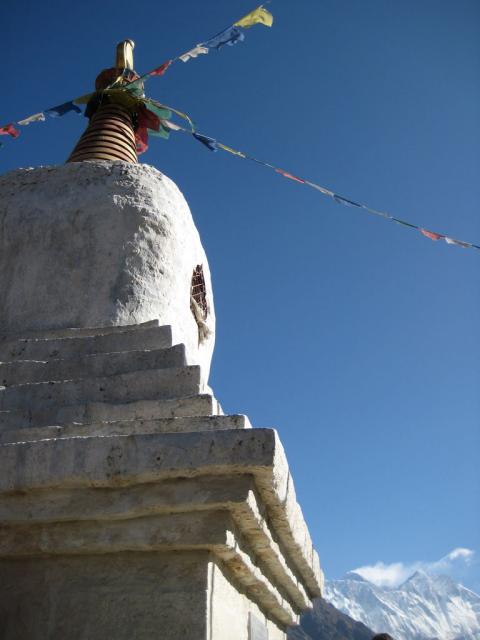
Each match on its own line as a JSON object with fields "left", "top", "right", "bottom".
{"left": 0, "top": 319, "right": 160, "bottom": 344}
{"left": 0, "top": 414, "right": 251, "bottom": 444}
{"left": 0, "top": 428, "right": 323, "bottom": 598}
{"left": 0, "top": 474, "right": 308, "bottom": 611}
{"left": 0, "top": 393, "right": 222, "bottom": 430}
{"left": 0, "top": 509, "right": 297, "bottom": 627}
{"left": 0, "top": 366, "right": 202, "bottom": 412}
{"left": 0, "top": 324, "right": 173, "bottom": 363}
{"left": 0, "top": 344, "right": 187, "bottom": 387}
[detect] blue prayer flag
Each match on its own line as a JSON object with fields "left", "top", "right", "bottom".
{"left": 333, "top": 195, "right": 362, "bottom": 208}
{"left": 45, "top": 101, "right": 82, "bottom": 118}
{"left": 193, "top": 133, "right": 219, "bottom": 152}
{"left": 204, "top": 26, "right": 245, "bottom": 50}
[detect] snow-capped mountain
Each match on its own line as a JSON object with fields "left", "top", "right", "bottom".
{"left": 324, "top": 569, "right": 480, "bottom": 640}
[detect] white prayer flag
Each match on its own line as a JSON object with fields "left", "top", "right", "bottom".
{"left": 179, "top": 46, "right": 209, "bottom": 63}
{"left": 18, "top": 112, "right": 45, "bottom": 126}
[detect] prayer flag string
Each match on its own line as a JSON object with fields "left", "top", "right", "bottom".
{"left": 167, "top": 122, "right": 480, "bottom": 252}
{"left": 0, "top": 4, "right": 273, "bottom": 138}
{"left": 106, "top": 5, "right": 274, "bottom": 93}
{"left": 1, "top": 2, "right": 478, "bottom": 253}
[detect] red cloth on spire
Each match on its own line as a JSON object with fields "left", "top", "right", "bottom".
{"left": 135, "top": 127, "right": 149, "bottom": 154}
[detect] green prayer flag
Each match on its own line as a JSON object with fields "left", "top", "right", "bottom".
{"left": 144, "top": 101, "right": 172, "bottom": 121}
{"left": 148, "top": 125, "right": 170, "bottom": 140}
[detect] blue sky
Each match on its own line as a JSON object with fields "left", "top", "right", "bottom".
{"left": 3, "top": 0, "right": 479, "bottom": 584}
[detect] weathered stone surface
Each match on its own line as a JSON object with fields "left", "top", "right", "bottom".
{"left": 0, "top": 552, "right": 288, "bottom": 640}
{"left": 0, "top": 344, "right": 187, "bottom": 387}
{"left": 0, "top": 393, "right": 222, "bottom": 431}
{"left": 212, "top": 562, "right": 287, "bottom": 640}
{"left": 0, "top": 551, "right": 213, "bottom": 640}
{"left": 0, "top": 162, "right": 215, "bottom": 385}
{"left": 0, "top": 474, "right": 308, "bottom": 611}
{"left": 0, "top": 366, "right": 202, "bottom": 412}
{"left": 0, "top": 318, "right": 159, "bottom": 343}
{"left": 0, "top": 324, "right": 173, "bottom": 363}
{"left": 0, "top": 509, "right": 296, "bottom": 626}
{"left": 0, "top": 428, "right": 323, "bottom": 598}
{"left": 0, "top": 413, "right": 250, "bottom": 444}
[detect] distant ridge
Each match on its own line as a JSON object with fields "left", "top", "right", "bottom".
{"left": 288, "top": 598, "right": 375, "bottom": 640}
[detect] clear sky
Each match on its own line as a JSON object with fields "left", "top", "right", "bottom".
{"left": 3, "top": 0, "right": 479, "bottom": 584}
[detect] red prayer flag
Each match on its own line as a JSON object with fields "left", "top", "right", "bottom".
{"left": 149, "top": 60, "right": 173, "bottom": 77}
{"left": 420, "top": 228, "right": 443, "bottom": 241}
{"left": 276, "top": 169, "right": 305, "bottom": 184}
{"left": 137, "top": 104, "right": 160, "bottom": 132}
{"left": 135, "top": 127, "right": 149, "bottom": 154}
{"left": 0, "top": 123, "right": 20, "bottom": 138}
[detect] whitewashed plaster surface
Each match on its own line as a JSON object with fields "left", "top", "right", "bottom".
{"left": 0, "top": 161, "right": 215, "bottom": 385}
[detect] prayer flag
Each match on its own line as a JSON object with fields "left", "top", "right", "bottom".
{"left": 158, "top": 104, "right": 195, "bottom": 131}
{"left": 148, "top": 124, "right": 170, "bottom": 140}
{"left": 193, "top": 132, "right": 219, "bottom": 151}
{"left": 135, "top": 127, "right": 149, "bottom": 154}
{"left": 144, "top": 102, "right": 172, "bottom": 122}
{"left": 18, "top": 112, "right": 45, "bottom": 126}
{"left": 149, "top": 60, "right": 173, "bottom": 76}
{"left": 445, "top": 237, "right": 469, "bottom": 248}
{"left": 137, "top": 104, "right": 161, "bottom": 133}
{"left": 392, "top": 218, "right": 418, "bottom": 229}
{"left": 363, "top": 205, "right": 393, "bottom": 220}
{"left": 305, "top": 180, "right": 334, "bottom": 197}
{"left": 218, "top": 143, "right": 246, "bottom": 158}
{"left": 234, "top": 6, "right": 274, "bottom": 28}
{"left": 45, "top": 101, "right": 82, "bottom": 117}
{"left": 420, "top": 228, "right": 443, "bottom": 241}
{"left": 162, "top": 120, "right": 183, "bottom": 132}
{"left": 333, "top": 194, "right": 362, "bottom": 207}
{"left": 276, "top": 169, "right": 305, "bottom": 183}
{"left": 123, "top": 77, "right": 146, "bottom": 97}
{"left": 0, "top": 123, "right": 20, "bottom": 138}
{"left": 179, "top": 46, "right": 209, "bottom": 62}
{"left": 204, "top": 26, "right": 245, "bottom": 50}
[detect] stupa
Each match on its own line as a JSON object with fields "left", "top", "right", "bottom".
{"left": 0, "top": 42, "right": 323, "bottom": 640}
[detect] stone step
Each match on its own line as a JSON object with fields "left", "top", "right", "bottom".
{"left": 0, "top": 319, "right": 160, "bottom": 344}
{"left": 0, "top": 344, "right": 186, "bottom": 387}
{"left": 0, "top": 414, "right": 251, "bottom": 444}
{"left": 0, "top": 324, "right": 173, "bottom": 363}
{"left": 0, "top": 393, "right": 221, "bottom": 431}
{"left": 0, "top": 366, "right": 201, "bottom": 413}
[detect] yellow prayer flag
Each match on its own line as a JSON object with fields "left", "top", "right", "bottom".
{"left": 218, "top": 143, "right": 246, "bottom": 158}
{"left": 234, "top": 5, "right": 273, "bottom": 28}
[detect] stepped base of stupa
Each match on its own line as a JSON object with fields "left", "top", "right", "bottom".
{"left": 0, "top": 322, "right": 323, "bottom": 640}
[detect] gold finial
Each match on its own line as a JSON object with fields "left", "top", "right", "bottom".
{"left": 116, "top": 39, "right": 135, "bottom": 70}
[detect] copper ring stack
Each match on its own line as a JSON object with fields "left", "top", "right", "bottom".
{"left": 67, "top": 103, "right": 137, "bottom": 163}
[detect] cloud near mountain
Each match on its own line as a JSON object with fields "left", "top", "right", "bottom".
{"left": 352, "top": 547, "right": 478, "bottom": 591}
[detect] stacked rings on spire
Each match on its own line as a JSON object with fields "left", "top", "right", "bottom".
{"left": 67, "top": 104, "right": 137, "bottom": 163}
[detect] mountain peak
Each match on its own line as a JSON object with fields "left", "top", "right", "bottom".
{"left": 324, "top": 570, "right": 480, "bottom": 640}
{"left": 343, "top": 571, "right": 369, "bottom": 583}
{"left": 403, "top": 569, "right": 431, "bottom": 585}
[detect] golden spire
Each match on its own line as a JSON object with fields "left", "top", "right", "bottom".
{"left": 116, "top": 39, "right": 135, "bottom": 70}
